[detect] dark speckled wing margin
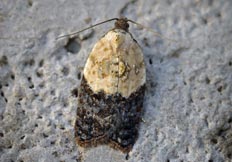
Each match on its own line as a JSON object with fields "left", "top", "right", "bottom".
{"left": 75, "top": 76, "right": 145, "bottom": 153}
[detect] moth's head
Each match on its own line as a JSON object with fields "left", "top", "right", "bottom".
{"left": 114, "top": 17, "right": 129, "bottom": 32}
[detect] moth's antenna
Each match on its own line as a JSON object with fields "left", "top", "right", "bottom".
{"left": 56, "top": 18, "right": 118, "bottom": 40}
{"left": 127, "top": 19, "right": 177, "bottom": 42}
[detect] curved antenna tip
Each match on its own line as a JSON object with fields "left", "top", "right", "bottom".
{"left": 56, "top": 18, "right": 118, "bottom": 40}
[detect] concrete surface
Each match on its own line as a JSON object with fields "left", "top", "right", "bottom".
{"left": 0, "top": 0, "right": 232, "bottom": 162}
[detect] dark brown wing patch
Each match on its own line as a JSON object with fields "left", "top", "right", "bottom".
{"left": 75, "top": 76, "right": 145, "bottom": 153}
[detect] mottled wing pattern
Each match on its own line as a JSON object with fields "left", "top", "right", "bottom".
{"left": 75, "top": 29, "right": 146, "bottom": 153}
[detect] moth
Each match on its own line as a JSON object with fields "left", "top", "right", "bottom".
{"left": 59, "top": 17, "right": 147, "bottom": 153}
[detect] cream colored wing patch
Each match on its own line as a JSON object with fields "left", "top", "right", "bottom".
{"left": 83, "top": 29, "right": 146, "bottom": 98}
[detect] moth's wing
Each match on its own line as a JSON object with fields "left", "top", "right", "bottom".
{"left": 107, "top": 31, "right": 146, "bottom": 152}
{"left": 75, "top": 32, "right": 119, "bottom": 147}
{"left": 75, "top": 77, "right": 109, "bottom": 147}
{"left": 83, "top": 33, "right": 119, "bottom": 95}
{"left": 117, "top": 32, "right": 146, "bottom": 97}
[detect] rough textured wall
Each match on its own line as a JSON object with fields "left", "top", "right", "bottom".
{"left": 0, "top": 0, "right": 232, "bottom": 162}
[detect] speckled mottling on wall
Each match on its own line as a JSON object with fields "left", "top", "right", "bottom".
{"left": 0, "top": 0, "right": 232, "bottom": 162}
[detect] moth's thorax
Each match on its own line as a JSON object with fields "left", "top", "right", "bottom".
{"left": 83, "top": 29, "right": 146, "bottom": 98}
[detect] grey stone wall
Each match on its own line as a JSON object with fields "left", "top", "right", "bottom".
{"left": 0, "top": 0, "right": 232, "bottom": 162}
